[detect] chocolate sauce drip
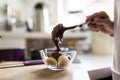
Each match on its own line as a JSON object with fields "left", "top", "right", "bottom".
{"left": 52, "top": 23, "right": 86, "bottom": 51}
{"left": 52, "top": 52, "right": 62, "bottom": 60}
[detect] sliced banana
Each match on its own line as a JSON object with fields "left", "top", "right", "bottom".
{"left": 45, "top": 57, "right": 57, "bottom": 66}
{"left": 58, "top": 55, "right": 68, "bottom": 61}
{"left": 58, "top": 55, "right": 69, "bottom": 68}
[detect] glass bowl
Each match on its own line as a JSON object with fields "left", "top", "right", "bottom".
{"left": 39, "top": 48, "right": 76, "bottom": 70}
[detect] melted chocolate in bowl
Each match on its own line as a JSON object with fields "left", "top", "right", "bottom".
{"left": 50, "top": 23, "right": 85, "bottom": 64}
{"left": 40, "top": 23, "right": 84, "bottom": 70}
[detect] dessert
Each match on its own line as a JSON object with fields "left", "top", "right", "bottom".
{"left": 44, "top": 23, "right": 84, "bottom": 69}
{"left": 51, "top": 23, "right": 84, "bottom": 51}
{"left": 45, "top": 57, "right": 57, "bottom": 66}
{"left": 51, "top": 52, "right": 62, "bottom": 60}
{"left": 44, "top": 23, "right": 84, "bottom": 68}
{"left": 58, "top": 55, "right": 69, "bottom": 67}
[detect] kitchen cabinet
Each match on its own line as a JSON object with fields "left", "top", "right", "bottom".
{"left": 26, "top": 38, "right": 84, "bottom": 60}
{"left": 0, "top": 32, "right": 90, "bottom": 60}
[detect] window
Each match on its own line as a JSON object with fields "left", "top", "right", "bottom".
{"left": 57, "top": 0, "right": 114, "bottom": 26}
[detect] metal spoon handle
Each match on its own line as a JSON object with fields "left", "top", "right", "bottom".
{"left": 64, "top": 22, "right": 87, "bottom": 30}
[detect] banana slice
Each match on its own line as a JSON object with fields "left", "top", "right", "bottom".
{"left": 58, "top": 55, "right": 69, "bottom": 68}
{"left": 45, "top": 57, "right": 57, "bottom": 66}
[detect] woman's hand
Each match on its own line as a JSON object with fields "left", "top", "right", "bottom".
{"left": 86, "top": 11, "right": 114, "bottom": 36}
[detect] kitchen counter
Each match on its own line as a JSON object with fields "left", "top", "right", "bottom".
{"left": 78, "top": 54, "right": 112, "bottom": 80}
{"left": 0, "top": 31, "right": 89, "bottom": 50}
{"left": 0, "top": 62, "right": 89, "bottom": 80}
{"left": 0, "top": 54, "right": 113, "bottom": 80}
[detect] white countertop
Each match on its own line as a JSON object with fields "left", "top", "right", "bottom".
{"left": 78, "top": 54, "right": 112, "bottom": 70}
{"left": 77, "top": 54, "right": 113, "bottom": 80}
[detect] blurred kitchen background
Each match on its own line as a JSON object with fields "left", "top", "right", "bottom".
{"left": 0, "top": 0, "right": 114, "bottom": 61}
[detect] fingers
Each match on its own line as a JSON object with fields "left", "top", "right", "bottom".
{"left": 93, "top": 17, "right": 110, "bottom": 25}
{"left": 86, "top": 11, "right": 109, "bottom": 23}
{"left": 88, "top": 22, "right": 112, "bottom": 34}
{"left": 86, "top": 11, "right": 114, "bottom": 36}
{"left": 94, "top": 17, "right": 113, "bottom": 32}
{"left": 109, "top": 34, "right": 113, "bottom": 36}
{"left": 97, "top": 25, "right": 112, "bottom": 35}
{"left": 87, "top": 23, "right": 99, "bottom": 32}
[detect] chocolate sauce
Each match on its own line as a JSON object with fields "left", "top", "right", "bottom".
{"left": 51, "top": 23, "right": 85, "bottom": 60}
{"left": 52, "top": 52, "right": 62, "bottom": 60}
{"left": 51, "top": 23, "right": 85, "bottom": 51}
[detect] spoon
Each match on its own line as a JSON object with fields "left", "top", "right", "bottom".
{"left": 51, "top": 22, "right": 87, "bottom": 51}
